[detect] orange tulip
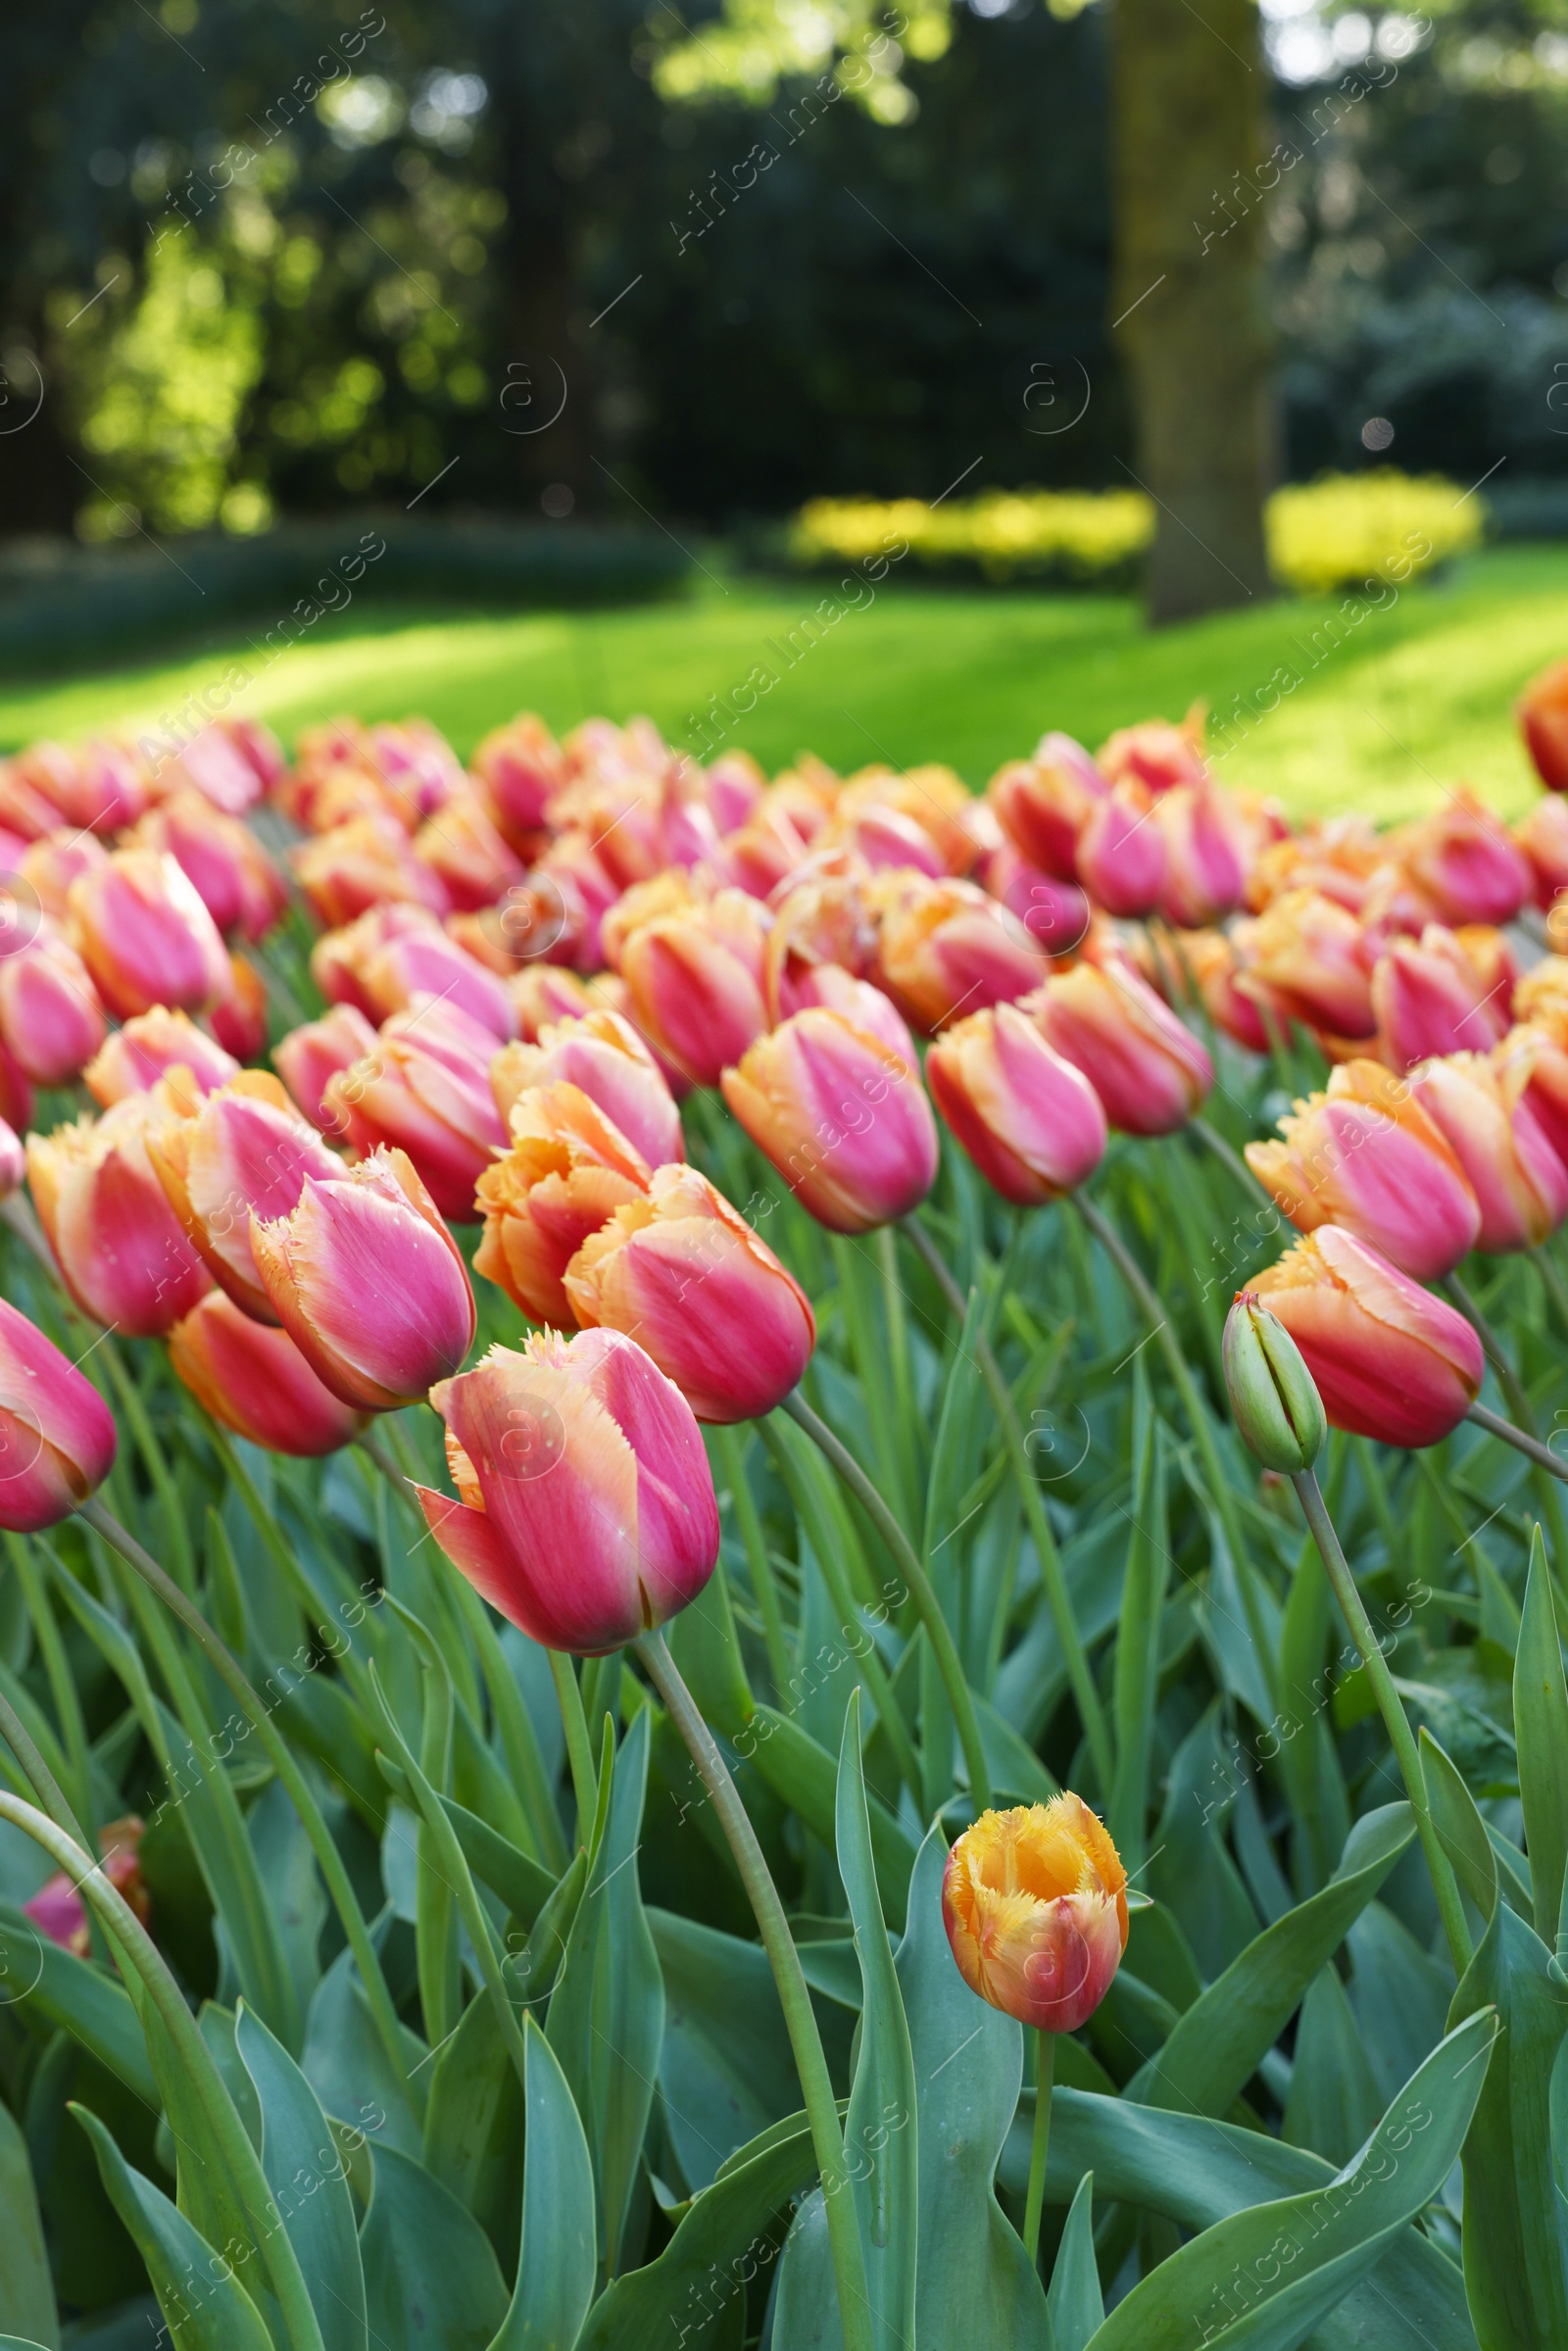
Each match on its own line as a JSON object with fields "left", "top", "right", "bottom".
{"left": 1518, "top": 659, "right": 1568, "bottom": 792}
{"left": 927, "top": 1003, "right": 1106, "bottom": 1205}
{"left": 1248, "top": 1224, "right": 1484, "bottom": 1447}
{"left": 474, "top": 1081, "right": 654, "bottom": 1324}
{"left": 1031, "top": 957, "right": 1212, "bottom": 1136}
{"left": 1244, "top": 1057, "right": 1481, "bottom": 1282}
{"left": 68, "top": 848, "right": 229, "bottom": 1019}
{"left": 721, "top": 1006, "right": 938, "bottom": 1233}
{"left": 564, "top": 1163, "right": 816, "bottom": 1423}
{"left": 83, "top": 1006, "right": 239, "bottom": 1109}
{"left": 491, "top": 1008, "right": 683, "bottom": 1171}
{"left": 145, "top": 1071, "right": 343, "bottom": 1322}
{"left": 873, "top": 874, "right": 1047, "bottom": 1033}
{"left": 1410, "top": 1052, "right": 1568, "bottom": 1252}
{"left": 942, "top": 1796, "right": 1128, "bottom": 2034}
{"left": 28, "top": 1092, "right": 213, "bottom": 1337}
{"left": 169, "top": 1290, "right": 368, "bottom": 1456}
{"left": 620, "top": 893, "right": 769, "bottom": 1087}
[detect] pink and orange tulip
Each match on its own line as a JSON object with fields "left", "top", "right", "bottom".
{"left": 83, "top": 1007, "right": 239, "bottom": 1109}
{"left": 169, "top": 1290, "right": 368, "bottom": 1456}
{"left": 1519, "top": 660, "right": 1568, "bottom": 793}
{"left": 620, "top": 895, "right": 769, "bottom": 1088}
{"left": 1372, "top": 926, "right": 1509, "bottom": 1074}
{"left": 722, "top": 1006, "right": 939, "bottom": 1233}
{"left": 68, "top": 849, "right": 229, "bottom": 1019}
{"left": 942, "top": 1795, "right": 1128, "bottom": 2034}
{"left": 0, "top": 930, "right": 106, "bottom": 1087}
{"left": 273, "top": 1003, "right": 383, "bottom": 1132}
{"left": 1230, "top": 890, "right": 1377, "bottom": 1043}
{"left": 145, "top": 1072, "right": 343, "bottom": 1322}
{"left": 1394, "top": 788, "right": 1532, "bottom": 928}
{"left": 127, "top": 788, "right": 286, "bottom": 941}
{"left": 927, "top": 1003, "right": 1107, "bottom": 1205}
{"left": 873, "top": 875, "right": 1046, "bottom": 1033}
{"left": 1410, "top": 1052, "right": 1568, "bottom": 1253}
{"left": 1031, "top": 958, "right": 1213, "bottom": 1136}
{"left": 27, "top": 1093, "right": 213, "bottom": 1337}
{"left": 491, "top": 1008, "right": 682, "bottom": 1171}
{"left": 323, "top": 1006, "right": 507, "bottom": 1223}
{"left": 1075, "top": 781, "right": 1167, "bottom": 919}
{"left": 0, "top": 1298, "right": 118, "bottom": 1531}
{"left": 475, "top": 1082, "right": 654, "bottom": 1325}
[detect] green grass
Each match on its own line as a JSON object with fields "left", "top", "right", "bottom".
{"left": 6, "top": 543, "right": 1568, "bottom": 823}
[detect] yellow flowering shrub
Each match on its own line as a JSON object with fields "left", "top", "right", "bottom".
{"left": 1264, "top": 469, "right": 1485, "bottom": 595}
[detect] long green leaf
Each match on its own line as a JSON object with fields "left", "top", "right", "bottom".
{"left": 486, "top": 2015, "right": 596, "bottom": 2351}
{"left": 72, "top": 2104, "right": 274, "bottom": 2351}
{"left": 1514, "top": 1527, "right": 1568, "bottom": 1944}
{"left": 1422, "top": 1727, "right": 1498, "bottom": 1924}
{"left": 360, "top": 2143, "right": 508, "bottom": 2351}
{"left": 236, "top": 2002, "right": 368, "bottom": 2351}
{"left": 1048, "top": 2173, "right": 1103, "bottom": 2351}
{"left": 0, "top": 2095, "right": 57, "bottom": 2349}
{"left": 1108, "top": 1372, "right": 1167, "bottom": 1869}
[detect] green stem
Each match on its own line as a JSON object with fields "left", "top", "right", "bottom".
{"left": 7, "top": 1536, "right": 95, "bottom": 1836}
{"left": 781, "top": 1388, "right": 992, "bottom": 1813}
{"left": 1466, "top": 1400, "right": 1568, "bottom": 1486}
{"left": 549, "top": 1650, "right": 599, "bottom": 1838}
{"left": 1073, "top": 1191, "right": 1278, "bottom": 1704}
{"left": 1023, "top": 2028, "right": 1055, "bottom": 2266}
{"left": 1442, "top": 1270, "right": 1568, "bottom": 1577}
{"left": 713, "top": 1424, "right": 793, "bottom": 1698}
{"left": 0, "top": 1791, "right": 327, "bottom": 2351}
{"left": 1191, "top": 1114, "right": 1273, "bottom": 1212}
{"left": 903, "top": 1215, "right": 1114, "bottom": 1799}
{"left": 78, "top": 1496, "right": 416, "bottom": 2120}
{"left": 634, "top": 1630, "right": 874, "bottom": 2351}
{"left": 0, "top": 1677, "right": 88, "bottom": 1849}
{"left": 98, "top": 1340, "right": 197, "bottom": 1595}
{"left": 1533, "top": 1242, "right": 1568, "bottom": 1341}
{"left": 1290, "top": 1470, "right": 1472, "bottom": 1978}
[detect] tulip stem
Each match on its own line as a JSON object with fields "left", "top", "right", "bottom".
{"left": 1288, "top": 1470, "right": 1472, "bottom": 1978}
{"left": 1441, "top": 1270, "right": 1568, "bottom": 1573}
{"left": 712, "top": 1424, "right": 794, "bottom": 1699}
{"left": 1191, "top": 1114, "right": 1274, "bottom": 1214}
{"left": 1023, "top": 2028, "right": 1055, "bottom": 2266}
{"left": 76, "top": 1496, "right": 418, "bottom": 2121}
{"left": 903, "top": 1214, "right": 1115, "bottom": 1799}
{"left": 632, "top": 1628, "right": 875, "bottom": 2351}
{"left": 549, "top": 1649, "right": 600, "bottom": 1838}
{"left": 0, "top": 1678, "right": 89, "bottom": 1852}
{"left": 1465, "top": 1400, "right": 1568, "bottom": 1486}
{"left": 1532, "top": 1242, "right": 1568, "bottom": 1342}
{"left": 1073, "top": 1193, "right": 1277, "bottom": 1704}
{"left": 781, "top": 1389, "right": 994, "bottom": 1813}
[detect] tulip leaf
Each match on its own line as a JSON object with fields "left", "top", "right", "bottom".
{"left": 486, "top": 2015, "right": 595, "bottom": 2351}
{"left": 1422, "top": 1727, "right": 1498, "bottom": 1924}
{"left": 647, "top": 1907, "right": 807, "bottom": 2192}
{"left": 1280, "top": 1964, "right": 1384, "bottom": 2169}
{"left": 1146, "top": 1705, "right": 1262, "bottom": 1982}
{"left": 236, "top": 2001, "right": 368, "bottom": 2351}
{"left": 1048, "top": 2173, "right": 1103, "bottom": 2351}
{"left": 1108, "top": 1371, "right": 1167, "bottom": 1870}
{"left": 1128, "top": 1802, "right": 1416, "bottom": 2116}
{"left": 421, "top": 1981, "right": 524, "bottom": 2259}
{"left": 1347, "top": 1901, "right": 1454, "bottom": 2109}
{"left": 0, "top": 1901, "right": 157, "bottom": 2110}
{"left": 1447, "top": 1896, "right": 1568, "bottom": 2350}
{"left": 71, "top": 2103, "right": 274, "bottom": 2351}
{"left": 546, "top": 1704, "right": 664, "bottom": 2279}
{"left": 744, "top": 1705, "right": 914, "bottom": 1929}
{"left": 303, "top": 1933, "right": 425, "bottom": 2161}
{"left": 0, "top": 2094, "right": 57, "bottom": 2350}
{"left": 1514, "top": 1526, "right": 1568, "bottom": 1945}
{"left": 360, "top": 2143, "right": 508, "bottom": 2351}
{"left": 1079, "top": 2012, "right": 1495, "bottom": 2351}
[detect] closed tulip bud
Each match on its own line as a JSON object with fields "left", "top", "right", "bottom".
{"left": 28, "top": 1095, "right": 213, "bottom": 1336}
{"left": 1154, "top": 782, "right": 1247, "bottom": 928}
{"left": 1223, "top": 1295, "right": 1328, "bottom": 1472}
{"left": 415, "top": 1327, "right": 720, "bottom": 1653}
{"left": 1245, "top": 1058, "right": 1482, "bottom": 1282}
{"left": 620, "top": 895, "right": 769, "bottom": 1087}
{"left": 988, "top": 742, "right": 1103, "bottom": 880}
{"left": 874, "top": 875, "right": 1047, "bottom": 1033}
{"left": 491, "top": 1008, "right": 683, "bottom": 1171}
{"left": 1519, "top": 661, "right": 1568, "bottom": 792}
{"left": 927, "top": 1004, "right": 1106, "bottom": 1205}
{"left": 468, "top": 713, "right": 565, "bottom": 849}
{"left": 942, "top": 1796, "right": 1128, "bottom": 2034}
{"left": 1181, "top": 930, "right": 1272, "bottom": 1054}
{"left": 0, "top": 1298, "right": 118, "bottom": 1531}
{"left": 1249, "top": 1224, "right": 1484, "bottom": 1448}
{"left": 83, "top": 1006, "right": 239, "bottom": 1108}
{"left": 1075, "top": 781, "right": 1168, "bottom": 919}
{"left": 145, "top": 1071, "right": 344, "bottom": 1322}
{"left": 1031, "top": 958, "right": 1213, "bottom": 1136}
{"left": 1409, "top": 1052, "right": 1568, "bottom": 1251}
{"left": 209, "top": 951, "right": 270, "bottom": 1063}
{"left": 0, "top": 929, "right": 106, "bottom": 1086}
{"left": 1373, "top": 926, "right": 1508, "bottom": 1074}
{"left": 170, "top": 1290, "right": 368, "bottom": 1456}
{"left": 290, "top": 813, "right": 447, "bottom": 929}
{"left": 323, "top": 1010, "right": 507, "bottom": 1224}
{"left": 1513, "top": 796, "right": 1568, "bottom": 910}
{"left": 475, "top": 1082, "right": 653, "bottom": 1325}
{"left": 564, "top": 1163, "right": 816, "bottom": 1423}
{"left": 1394, "top": 789, "right": 1532, "bottom": 928}
{"left": 251, "top": 1147, "right": 475, "bottom": 1409}
{"left": 1230, "top": 890, "right": 1377, "bottom": 1041}
{"left": 273, "top": 1004, "right": 380, "bottom": 1131}
{"left": 126, "top": 788, "right": 286, "bottom": 940}
{"left": 414, "top": 791, "right": 525, "bottom": 913}
{"left": 68, "top": 849, "right": 230, "bottom": 1019}
{"left": 783, "top": 964, "right": 919, "bottom": 1067}
{"left": 722, "top": 1006, "right": 939, "bottom": 1232}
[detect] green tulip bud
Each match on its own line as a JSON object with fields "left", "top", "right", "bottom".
{"left": 1222, "top": 1294, "right": 1327, "bottom": 1474}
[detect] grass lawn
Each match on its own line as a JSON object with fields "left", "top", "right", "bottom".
{"left": 4, "top": 543, "right": 1568, "bottom": 823}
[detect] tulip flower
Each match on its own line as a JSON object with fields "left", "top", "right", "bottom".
{"left": 1223, "top": 1295, "right": 1328, "bottom": 1474}
{"left": 1099, "top": 711, "right": 1208, "bottom": 796}
{"left": 0, "top": 1042, "right": 30, "bottom": 1139}
{"left": 311, "top": 902, "right": 442, "bottom": 1020}
{"left": 704, "top": 748, "right": 766, "bottom": 834}
{"left": 273, "top": 1004, "right": 381, "bottom": 1131}
{"left": 1031, "top": 958, "right": 1213, "bottom": 1136}
{"left": 414, "top": 792, "right": 525, "bottom": 913}
{"left": 1394, "top": 789, "right": 1532, "bottom": 928}
{"left": 1495, "top": 1024, "right": 1568, "bottom": 1177}
{"left": 0, "top": 930, "right": 106, "bottom": 1086}
{"left": 620, "top": 895, "right": 769, "bottom": 1088}
{"left": 1180, "top": 930, "right": 1272, "bottom": 1054}
{"left": 1512, "top": 955, "right": 1568, "bottom": 1043}
{"left": 475, "top": 1082, "right": 654, "bottom": 1325}
{"left": 356, "top": 920, "right": 517, "bottom": 1041}
{"left": 781, "top": 963, "right": 918, "bottom": 1067}
{"left": 988, "top": 740, "right": 1103, "bottom": 879}
{"left": 28, "top": 1094, "right": 214, "bottom": 1337}
{"left": 828, "top": 801, "right": 948, "bottom": 878}
{"left": 564, "top": 1163, "right": 816, "bottom": 1423}
{"left": 874, "top": 875, "right": 1047, "bottom": 1033}
{"left": 323, "top": 1006, "right": 507, "bottom": 1223}
{"left": 1372, "top": 926, "right": 1509, "bottom": 1074}
{"left": 927, "top": 1004, "right": 1107, "bottom": 1205}
{"left": 17, "top": 830, "right": 109, "bottom": 922}
{"left": 145, "top": 1071, "right": 345, "bottom": 1321}
{"left": 1230, "top": 889, "right": 1377, "bottom": 1042}
{"left": 531, "top": 831, "right": 620, "bottom": 973}
{"left": 722, "top": 1006, "right": 939, "bottom": 1232}
{"left": 0, "top": 1118, "right": 24, "bottom": 1199}
{"left": 0, "top": 761, "right": 75, "bottom": 841}
{"left": 414, "top": 1327, "right": 721, "bottom": 1653}
{"left": 980, "top": 848, "right": 1092, "bottom": 963}
{"left": 127, "top": 788, "right": 287, "bottom": 941}
{"left": 209, "top": 951, "right": 270, "bottom": 1064}
{"left": 1513, "top": 795, "right": 1568, "bottom": 911}
{"left": 762, "top": 863, "right": 878, "bottom": 1025}
{"left": 251, "top": 1148, "right": 475, "bottom": 1409}
{"left": 169, "top": 1290, "right": 368, "bottom": 1456}
{"left": 1248, "top": 1224, "right": 1484, "bottom": 1447}
{"left": 1153, "top": 782, "right": 1247, "bottom": 928}
{"left": 942, "top": 1795, "right": 1128, "bottom": 2035}
{"left": 1075, "top": 781, "right": 1168, "bottom": 919}
{"left": 597, "top": 871, "right": 696, "bottom": 976}
{"left": 68, "top": 849, "right": 229, "bottom": 1019}
{"left": 469, "top": 712, "right": 566, "bottom": 849}
{"left": 513, "top": 963, "right": 599, "bottom": 1039}
{"left": 84, "top": 1006, "right": 239, "bottom": 1109}
{"left": 290, "top": 813, "right": 447, "bottom": 929}
{"left": 24, "top": 1819, "right": 149, "bottom": 1955}
{"left": 1246, "top": 1058, "right": 1482, "bottom": 1282}
{"left": 1519, "top": 660, "right": 1568, "bottom": 793}
{"left": 491, "top": 1008, "right": 683, "bottom": 1171}
{"left": 13, "top": 738, "right": 144, "bottom": 834}
{"left": 0, "top": 1298, "right": 118, "bottom": 1531}
{"left": 1408, "top": 1052, "right": 1568, "bottom": 1253}
{"left": 163, "top": 723, "right": 267, "bottom": 816}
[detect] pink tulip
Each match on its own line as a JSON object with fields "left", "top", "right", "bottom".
{"left": 1076, "top": 783, "right": 1168, "bottom": 919}
{"left": 0, "top": 930, "right": 106, "bottom": 1086}
{"left": 621, "top": 895, "right": 769, "bottom": 1088}
{"left": 491, "top": 1008, "right": 683, "bottom": 1171}
{"left": 27, "top": 1095, "right": 213, "bottom": 1337}
{"left": 927, "top": 1002, "right": 1107, "bottom": 1205}
{"left": 1396, "top": 789, "right": 1532, "bottom": 927}
{"left": 170, "top": 1290, "right": 368, "bottom": 1455}
{"left": 1031, "top": 957, "right": 1213, "bottom": 1135}
{"left": 323, "top": 1004, "right": 507, "bottom": 1222}
{"left": 722, "top": 1006, "right": 939, "bottom": 1232}
{"left": 273, "top": 1004, "right": 380, "bottom": 1131}
{"left": 84, "top": 1008, "right": 240, "bottom": 1110}
{"left": 68, "top": 849, "right": 230, "bottom": 1019}
{"left": 1372, "top": 926, "right": 1509, "bottom": 1074}
{"left": 1154, "top": 783, "right": 1247, "bottom": 928}
{"left": 126, "top": 788, "right": 286, "bottom": 941}
{"left": 0, "top": 1298, "right": 118, "bottom": 1531}
{"left": 1412, "top": 1053, "right": 1568, "bottom": 1252}
{"left": 145, "top": 1072, "right": 344, "bottom": 1322}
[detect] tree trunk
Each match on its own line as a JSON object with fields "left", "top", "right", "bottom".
{"left": 1110, "top": 0, "right": 1275, "bottom": 623}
